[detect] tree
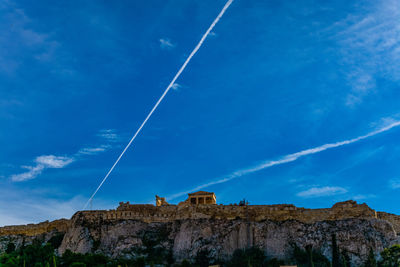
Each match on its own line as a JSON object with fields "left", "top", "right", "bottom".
{"left": 380, "top": 244, "right": 400, "bottom": 267}
{"left": 178, "top": 259, "right": 192, "bottom": 267}
{"left": 0, "top": 253, "right": 21, "bottom": 267}
{"left": 332, "top": 234, "right": 340, "bottom": 267}
{"left": 22, "top": 243, "right": 55, "bottom": 267}
{"left": 47, "top": 233, "right": 65, "bottom": 249}
{"left": 340, "top": 250, "right": 351, "bottom": 267}
{"left": 293, "top": 244, "right": 308, "bottom": 265}
{"left": 305, "top": 245, "right": 314, "bottom": 267}
{"left": 292, "top": 244, "right": 329, "bottom": 267}
{"left": 5, "top": 242, "right": 16, "bottom": 254}
{"left": 364, "top": 247, "right": 377, "bottom": 267}
{"left": 227, "top": 247, "right": 266, "bottom": 267}
{"left": 264, "top": 258, "right": 285, "bottom": 267}
{"left": 194, "top": 248, "right": 213, "bottom": 267}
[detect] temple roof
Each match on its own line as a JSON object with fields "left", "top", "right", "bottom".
{"left": 188, "top": 191, "right": 215, "bottom": 196}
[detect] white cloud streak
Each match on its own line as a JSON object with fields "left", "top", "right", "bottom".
{"left": 0, "top": 3, "right": 60, "bottom": 74}
{"left": 36, "top": 155, "right": 73, "bottom": 168}
{"left": 297, "top": 186, "right": 348, "bottom": 198}
{"left": 171, "top": 83, "right": 181, "bottom": 91}
{"left": 11, "top": 155, "right": 74, "bottom": 182}
{"left": 330, "top": 0, "right": 400, "bottom": 106}
{"left": 77, "top": 145, "right": 111, "bottom": 156}
{"left": 0, "top": 189, "right": 94, "bottom": 226}
{"left": 167, "top": 120, "right": 400, "bottom": 200}
{"left": 83, "top": 0, "right": 235, "bottom": 210}
{"left": 0, "top": 192, "right": 117, "bottom": 226}
{"left": 159, "top": 38, "right": 175, "bottom": 49}
{"left": 353, "top": 194, "right": 376, "bottom": 200}
{"left": 97, "top": 129, "right": 119, "bottom": 142}
{"left": 10, "top": 129, "right": 118, "bottom": 182}
{"left": 389, "top": 179, "right": 400, "bottom": 189}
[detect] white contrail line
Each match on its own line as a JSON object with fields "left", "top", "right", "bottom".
{"left": 83, "top": 0, "right": 234, "bottom": 210}
{"left": 167, "top": 120, "right": 400, "bottom": 201}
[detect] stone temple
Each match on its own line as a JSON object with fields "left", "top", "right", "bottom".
{"left": 156, "top": 191, "right": 217, "bottom": 207}
{"left": 186, "top": 191, "right": 217, "bottom": 205}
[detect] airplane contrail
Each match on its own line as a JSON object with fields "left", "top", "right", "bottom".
{"left": 167, "top": 120, "right": 400, "bottom": 201}
{"left": 83, "top": 0, "right": 235, "bottom": 209}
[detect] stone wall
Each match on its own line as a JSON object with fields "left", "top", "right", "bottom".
{"left": 377, "top": 212, "right": 400, "bottom": 234}
{"left": 72, "top": 200, "right": 379, "bottom": 226}
{"left": 0, "top": 219, "right": 70, "bottom": 237}
{"left": 1, "top": 200, "right": 398, "bottom": 239}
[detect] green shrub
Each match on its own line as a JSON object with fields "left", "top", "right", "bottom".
{"left": 194, "top": 248, "right": 214, "bottom": 267}
{"left": 364, "top": 247, "right": 377, "bottom": 267}
{"left": 291, "top": 244, "right": 330, "bottom": 267}
{"left": 380, "top": 244, "right": 400, "bottom": 267}
{"left": 5, "top": 242, "right": 16, "bottom": 254}
{"left": 47, "top": 233, "right": 65, "bottom": 249}
{"left": 227, "top": 247, "right": 266, "bottom": 267}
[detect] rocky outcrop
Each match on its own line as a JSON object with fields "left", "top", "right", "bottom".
{"left": 0, "top": 219, "right": 70, "bottom": 253}
{"left": 0, "top": 219, "right": 69, "bottom": 236}
{"left": 377, "top": 212, "right": 400, "bottom": 233}
{"left": 99, "top": 200, "right": 379, "bottom": 223}
{"left": 0, "top": 201, "right": 399, "bottom": 265}
{"left": 57, "top": 213, "right": 398, "bottom": 266}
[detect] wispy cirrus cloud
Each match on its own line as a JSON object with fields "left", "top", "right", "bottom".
{"left": 389, "top": 179, "right": 400, "bottom": 189}
{"left": 0, "top": 190, "right": 85, "bottom": 226}
{"left": 329, "top": 0, "right": 400, "bottom": 106}
{"left": 0, "top": 2, "right": 60, "bottom": 74}
{"left": 11, "top": 155, "right": 74, "bottom": 182}
{"left": 0, "top": 188, "right": 116, "bottom": 226}
{"left": 297, "top": 186, "right": 348, "bottom": 198}
{"left": 78, "top": 129, "right": 120, "bottom": 155}
{"left": 10, "top": 129, "right": 121, "bottom": 182}
{"left": 171, "top": 83, "right": 181, "bottom": 91}
{"left": 353, "top": 194, "right": 376, "bottom": 201}
{"left": 77, "top": 145, "right": 111, "bottom": 156}
{"left": 167, "top": 119, "right": 400, "bottom": 200}
{"left": 97, "top": 129, "right": 120, "bottom": 142}
{"left": 159, "top": 38, "right": 175, "bottom": 49}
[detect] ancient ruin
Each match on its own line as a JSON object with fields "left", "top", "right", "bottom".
{"left": 156, "top": 191, "right": 217, "bottom": 206}
{"left": 0, "top": 192, "right": 399, "bottom": 266}
{"left": 155, "top": 195, "right": 170, "bottom": 207}
{"left": 1, "top": 193, "right": 398, "bottom": 235}
{"left": 187, "top": 191, "right": 217, "bottom": 205}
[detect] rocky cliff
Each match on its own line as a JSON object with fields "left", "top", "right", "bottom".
{"left": 1, "top": 200, "right": 399, "bottom": 266}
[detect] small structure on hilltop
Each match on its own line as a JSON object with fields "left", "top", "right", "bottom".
{"left": 186, "top": 191, "right": 217, "bottom": 205}
{"left": 239, "top": 199, "right": 249, "bottom": 206}
{"left": 157, "top": 191, "right": 217, "bottom": 206}
{"left": 155, "top": 195, "right": 170, "bottom": 207}
{"left": 118, "top": 201, "right": 131, "bottom": 209}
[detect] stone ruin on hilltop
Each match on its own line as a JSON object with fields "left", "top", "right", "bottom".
{"left": 1, "top": 191, "right": 399, "bottom": 237}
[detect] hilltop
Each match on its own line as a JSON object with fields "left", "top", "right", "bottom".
{"left": 0, "top": 192, "right": 399, "bottom": 265}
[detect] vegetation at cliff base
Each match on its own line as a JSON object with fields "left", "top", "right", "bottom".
{"left": 380, "top": 244, "right": 400, "bottom": 267}
{"left": 1, "top": 240, "right": 400, "bottom": 267}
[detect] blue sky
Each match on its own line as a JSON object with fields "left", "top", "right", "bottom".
{"left": 1, "top": 0, "right": 400, "bottom": 226}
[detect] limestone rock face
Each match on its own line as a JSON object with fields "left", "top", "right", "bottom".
{"left": 0, "top": 219, "right": 69, "bottom": 254}
{"left": 0, "top": 219, "right": 69, "bottom": 236}
{"left": 1, "top": 201, "right": 399, "bottom": 266}
{"left": 57, "top": 214, "right": 398, "bottom": 266}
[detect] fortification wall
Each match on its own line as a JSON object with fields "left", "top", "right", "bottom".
{"left": 0, "top": 219, "right": 70, "bottom": 237}
{"left": 2, "top": 200, "right": 397, "bottom": 238}
{"left": 377, "top": 212, "right": 400, "bottom": 234}
{"left": 74, "top": 200, "right": 379, "bottom": 225}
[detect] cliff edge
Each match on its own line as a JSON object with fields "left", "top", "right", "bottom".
{"left": 0, "top": 200, "right": 399, "bottom": 265}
